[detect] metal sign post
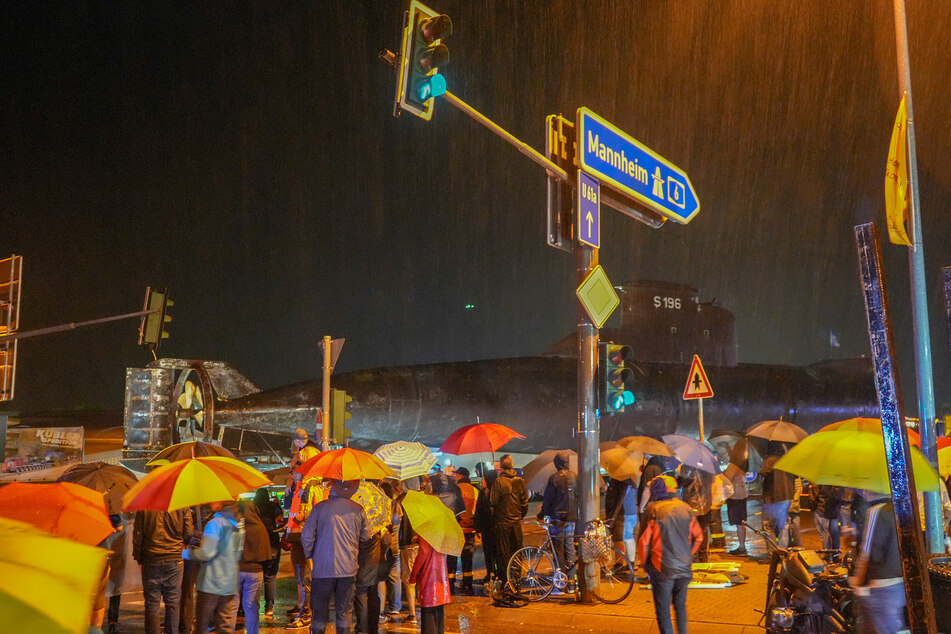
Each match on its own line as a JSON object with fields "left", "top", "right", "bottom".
{"left": 854, "top": 223, "right": 934, "bottom": 634}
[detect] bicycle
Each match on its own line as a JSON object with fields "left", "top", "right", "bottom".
{"left": 506, "top": 517, "right": 634, "bottom": 604}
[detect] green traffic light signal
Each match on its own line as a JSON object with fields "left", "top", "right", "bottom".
{"left": 329, "top": 388, "right": 353, "bottom": 445}
{"left": 397, "top": 1, "right": 452, "bottom": 121}
{"left": 600, "top": 342, "right": 634, "bottom": 414}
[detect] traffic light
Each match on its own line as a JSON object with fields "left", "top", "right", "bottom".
{"left": 329, "top": 388, "right": 353, "bottom": 445}
{"left": 599, "top": 342, "right": 635, "bottom": 414}
{"left": 397, "top": 1, "right": 452, "bottom": 121}
{"left": 139, "top": 287, "right": 172, "bottom": 349}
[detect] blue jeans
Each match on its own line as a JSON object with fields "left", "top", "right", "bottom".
{"left": 231, "top": 570, "right": 263, "bottom": 634}
{"left": 550, "top": 521, "right": 576, "bottom": 574}
{"left": 856, "top": 583, "right": 906, "bottom": 633}
{"left": 142, "top": 559, "right": 184, "bottom": 634}
{"left": 381, "top": 550, "right": 401, "bottom": 613}
{"left": 762, "top": 500, "right": 792, "bottom": 549}
{"left": 648, "top": 572, "right": 690, "bottom": 634}
{"left": 815, "top": 516, "right": 841, "bottom": 550}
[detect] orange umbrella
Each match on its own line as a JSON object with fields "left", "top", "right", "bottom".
{"left": 296, "top": 447, "right": 396, "bottom": 481}
{"left": 122, "top": 456, "right": 270, "bottom": 512}
{"left": 818, "top": 417, "right": 920, "bottom": 448}
{"left": 438, "top": 423, "right": 525, "bottom": 456}
{"left": 0, "top": 481, "right": 114, "bottom": 546}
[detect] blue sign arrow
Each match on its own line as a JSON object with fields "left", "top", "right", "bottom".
{"left": 577, "top": 170, "right": 600, "bottom": 248}
{"left": 577, "top": 108, "right": 699, "bottom": 224}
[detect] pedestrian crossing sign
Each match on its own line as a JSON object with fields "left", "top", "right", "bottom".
{"left": 683, "top": 354, "right": 714, "bottom": 399}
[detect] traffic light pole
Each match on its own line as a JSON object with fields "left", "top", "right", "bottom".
{"left": 576, "top": 242, "right": 600, "bottom": 603}
{"left": 0, "top": 309, "right": 158, "bottom": 344}
{"left": 321, "top": 334, "right": 332, "bottom": 452}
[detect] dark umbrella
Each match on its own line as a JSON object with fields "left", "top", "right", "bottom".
{"left": 56, "top": 461, "right": 139, "bottom": 515}
{"left": 146, "top": 440, "right": 236, "bottom": 466}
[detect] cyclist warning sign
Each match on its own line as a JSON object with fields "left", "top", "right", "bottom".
{"left": 683, "top": 354, "right": 714, "bottom": 400}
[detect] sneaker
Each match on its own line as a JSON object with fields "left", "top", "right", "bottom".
{"left": 286, "top": 606, "right": 300, "bottom": 616}
{"left": 286, "top": 612, "right": 312, "bottom": 629}
{"left": 406, "top": 616, "right": 418, "bottom": 626}
{"left": 728, "top": 547, "right": 748, "bottom": 556}
{"left": 265, "top": 609, "right": 274, "bottom": 618}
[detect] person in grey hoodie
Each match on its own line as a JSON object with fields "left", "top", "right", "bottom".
{"left": 183, "top": 500, "right": 245, "bottom": 633}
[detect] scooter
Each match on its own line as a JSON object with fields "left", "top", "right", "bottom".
{"left": 744, "top": 521, "right": 855, "bottom": 633}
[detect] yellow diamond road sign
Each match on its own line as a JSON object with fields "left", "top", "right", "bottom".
{"left": 576, "top": 265, "right": 619, "bottom": 329}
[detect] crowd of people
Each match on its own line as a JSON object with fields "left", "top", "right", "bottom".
{"left": 103, "top": 430, "right": 932, "bottom": 634}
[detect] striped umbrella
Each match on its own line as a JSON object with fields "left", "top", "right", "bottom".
{"left": 374, "top": 441, "right": 437, "bottom": 480}
{"left": 122, "top": 456, "right": 270, "bottom": 512}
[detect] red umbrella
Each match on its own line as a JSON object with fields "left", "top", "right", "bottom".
{"left": 438, "top": 423, "right": 525, "bottom": 457}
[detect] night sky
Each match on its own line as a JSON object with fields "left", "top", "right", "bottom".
{"left": 4, "top": 2, "right": 951, "bottom": 416}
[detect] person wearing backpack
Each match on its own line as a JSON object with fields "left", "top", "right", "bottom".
{"left": 231, "top": 499, "right": 274, "bottom": 634}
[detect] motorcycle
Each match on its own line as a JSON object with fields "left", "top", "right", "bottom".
{"left": 743, "top": 521, "right": 855, "bottom": 633}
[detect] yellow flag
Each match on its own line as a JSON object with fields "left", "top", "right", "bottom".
{"left": 885, "top": 94, "right": 912, "bottom": 246}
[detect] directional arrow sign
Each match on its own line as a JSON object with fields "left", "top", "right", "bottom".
{"left": 577, "top": 170, "right": 600, "bottom": 248}
{"left": 577, "top": 107, "right": 700, "bottom": 224}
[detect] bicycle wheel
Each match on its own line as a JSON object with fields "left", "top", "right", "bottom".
{"left": 507, "top": 546, "right": 556, "bottom": 601}
{"left": 588, "top": 547, "right": 634, "bottom": 604}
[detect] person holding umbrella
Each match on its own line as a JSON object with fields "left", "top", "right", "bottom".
{"left": 133, "top": 508, "right": 194, "bottom": 634}
{"left": 447, "top": 467, "right": 478, "bottom": 595}
{"left": 301, "top": 479, "right": 371, "bottom": 634}
{"left": 758, "top": 441, "right": 796, "bottom": 549}
{"left": 410, "top": 535, "right": 451, "bottom": 634}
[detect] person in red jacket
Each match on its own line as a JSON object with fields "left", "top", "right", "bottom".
{"left": 409, "top": 536, "right": 451, "bottom": 634}
{"left": 637, "top": 475, "right": 703, "bottom": 634}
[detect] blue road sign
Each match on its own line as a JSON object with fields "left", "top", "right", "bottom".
{"left": 577, "top": 108, "right": 699, "bottom": 224}
{"left": 577, "top": 170, "right": 600, "bottom": 248}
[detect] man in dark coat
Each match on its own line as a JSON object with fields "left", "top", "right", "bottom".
{"left": 133, "top": 509, "right": 194, "bottom": 634}
{"left": 541, "top": 452, "right": 577, "bottom": 578}
{"left": 488, "top": 455, "right": 528, "bottom": 584}
{"left": 848, "top": 492, "right": 906, "bottom": 633}
{"left": 473, "top": 467, "right": 498, "bottom": 583}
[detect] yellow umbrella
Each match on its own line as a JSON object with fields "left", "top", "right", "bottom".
{"left": 936, "top": 446, "right": 951, "bottom": 479}
{"left": 122, "top": 456, "right": 271, "bottom": 512}
{"left": 599, "top": 446, "right": 644, "bottom": 481}
{"left": 0, "top": 516, "right": 109, "bottom": 634}
{"left": 400, "top": 490, "right": 464, "bottom": 556}
{"left": 774, "top": 430, "right": 939, "bottom": 494}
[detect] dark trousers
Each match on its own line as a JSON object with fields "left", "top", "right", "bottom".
{"left": 493, "top": 523, "right": 523, "bottom": 583}
{"left": 446, "top": 532, "right": 476, "bottom": 588}
{"left": 420, "top": 605, "right": 445, "bottom": 634}
{"left": 142, "top": 559, "right": 184, "bottom": 634}
{"left": 479, "top": 530, "right": 496, "bottom": 580}
{"left": 179, "top": 558, "right": 200, "bottom": 633}
{"left": 194, "top": 590, "right": 236, "bottom": 634}
{"left": 261, "top": 549, "right": 281, "bottom": 612}
{"left": 354, "top": 533, "right": 382, "bottom": 633}
{"left": 648, "top": 573, "right": 690, "bottom": 634}
{"left": 310, "top": 576, "right": 356, "bottom": 634}
{"left": 694, "top": 512, "right": 710, "bottom": 562}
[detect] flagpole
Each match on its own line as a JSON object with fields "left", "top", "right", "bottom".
{"left": 892, "top": 0, "right": 942, "bottom": 555}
